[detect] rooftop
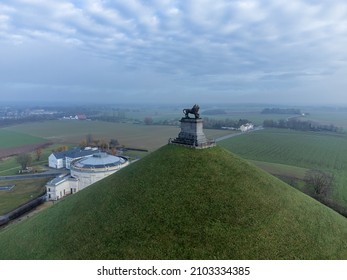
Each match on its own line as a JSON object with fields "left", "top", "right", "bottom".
{"left": 53, "top": 148, "right": 99, "bottom": 159}
{"left": 47, "top": 174, "right": 70, "bottom": 186}
{"left": 71, "top": 153, "right": 127, "bottom": 170}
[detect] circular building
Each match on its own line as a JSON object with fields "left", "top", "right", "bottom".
{"left": 70, "top": 152, "right": 129, "bottom": 191}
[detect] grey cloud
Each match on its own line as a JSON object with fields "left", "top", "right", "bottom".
{"left": 1, "top": 0, "right": 347, "bottom": 104}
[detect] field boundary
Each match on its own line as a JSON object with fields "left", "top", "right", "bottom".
{"left": 0, "top": 142, "right": 51, "bottom": 159}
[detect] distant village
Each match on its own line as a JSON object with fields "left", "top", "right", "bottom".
{"left": 0, "top": 107, "right": 58, "bottom": 119}
{"left": 60, "top": 114, "right": 88, "bottom": 120}
{"left": 0, "top": 105, "right": 255, "bottom": 131}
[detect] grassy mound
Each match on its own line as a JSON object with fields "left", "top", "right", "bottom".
{"left": 1, "top": 145, "right": 347, "bottom": 259}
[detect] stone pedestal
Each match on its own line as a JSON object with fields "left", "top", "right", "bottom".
{"left": 170, "top": 118, "right": 215, "bottom": 149}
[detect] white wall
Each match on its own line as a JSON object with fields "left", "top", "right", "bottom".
{"left": 46, "top": 180, "right": 70, "bottom": 200}
{"left": 48, "top": 154, "right": 65, "bottom": 169}
{"left": 70, "top": 170, "right": 116, "bottom": 190}
{"left": 46, "top": 179, "right": 79, "bottom": 200}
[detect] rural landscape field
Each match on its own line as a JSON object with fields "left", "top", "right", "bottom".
{"left": 2, "top": 102, "right": 347, "bottom": 263}
{"left": 3, "top": 1, "right": 347, "bottom": 278}
{"left": 0, "top": 106, "right": 233, "bottom": 217}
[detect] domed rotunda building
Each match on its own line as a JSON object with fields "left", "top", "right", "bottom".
{"left": 46, "top": 152, "right": 129, "bottom": 201}
{"left": 70, "top": 153, "right": 128, "bottom": 190}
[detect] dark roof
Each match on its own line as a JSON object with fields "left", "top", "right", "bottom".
{"left": 52, "top": 148, "right": 99, "bottom": 160}
{"left": 72, "top": 153, "right": 127, "bottom": 170}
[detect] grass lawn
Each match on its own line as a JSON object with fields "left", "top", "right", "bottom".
{"left": 0, "top": 178, "right": 50, "bottom": 215}
{"left": 249, "top": 160, "right": 308, "bottom": 179}
{"left": 0, "top": 157, "right": 20, "bottom": 176}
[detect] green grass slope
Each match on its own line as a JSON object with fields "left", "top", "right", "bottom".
{"left": 1, "top": 145, "right": 347, "bottom": 259}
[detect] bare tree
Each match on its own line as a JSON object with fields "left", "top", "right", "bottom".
{"left": 304, "top": 169, "right": 334, "bottom": 197}
{"left": 35, "top": 148, "right": 43, "bottom": 161}
{"left": 86, "top": 134, "right": 93, "bottom": 145}
{"left": 93, "top": 139, "right": 100, "bottom": 147}
{"left": 79, "top": 139, "right": 88, "bottom": 148}
{"left": 16, "top": 153, "right": 32, "bottom": 170}
{"left": 56, "top": 145, "right": 68, "bottom": 152}
{"left": 99, "top": 139, "right": 109, "bottom": 151}
{"left": 109, "top": 138, "right": 119, "bottom": 148}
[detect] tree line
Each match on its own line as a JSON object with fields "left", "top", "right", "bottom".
{"left": 303, "top": 169, "right": 347, "bottom": 218}
{"left": 79, "top": 135, "right": 122, "bottom": 155}
{"left": 202, "top": 118, "right": 251, "bottom": 129}
{"left": 263, "top": 118, "right": 343, "bottom": 133}
{"left": 261, "top": 108, "right": 302, "bottom": 115}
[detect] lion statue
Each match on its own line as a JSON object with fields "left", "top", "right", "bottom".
{"left": 183, "top": 104, "right": 200, "bottom": 119}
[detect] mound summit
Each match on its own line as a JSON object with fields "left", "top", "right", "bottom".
{"left": 1, "top": 145, "right": 347, "bottom": 259}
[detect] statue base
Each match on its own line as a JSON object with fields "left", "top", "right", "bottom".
{"left": 169, "top": 118, "right": 215, "bottom": 149}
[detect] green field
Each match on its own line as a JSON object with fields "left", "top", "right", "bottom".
{"left": 0, "top": 129, "right": 46, "bottom": 149}
{"left": 5, "top": 120, "right": 231, "bottom": 151}
{"left": 302, "top": 109, "right": 347, "bottom": 129}
{"left": 205, "top": 112, "right": 297, "bottom": 126}
{"left": 220, "top": 129, "right": 347, "bottom": 170}
{"left": 219, "top": 128, "right": 347, "bottom": 205}
{"left": 0, "top": 178, "right": 50, "bottom": 215}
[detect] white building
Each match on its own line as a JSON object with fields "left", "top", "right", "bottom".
{"left": 46, "top": 175, "right": 77, "bottom": 200}
{"left": 240, "top": 123, "right": 254, "bottom": 132}
{"left": 46, "top": 153, "right": 129, "bottom": 201}
{"left": 48, "top": 147, "right": 99, "bottom": 169}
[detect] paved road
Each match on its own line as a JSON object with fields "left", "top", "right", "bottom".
{"left": 0, "top": 169, "right": 68, "bottom": 181}
{"left": 215, "top": 127, "right": 263, "bottom": 142}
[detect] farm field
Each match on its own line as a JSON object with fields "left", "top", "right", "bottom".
{"left": 219, "top": 128, "right": 347, "bottom": 205}
{"left": 203, "top": 112, "right": 296, "bottom": 126}
{"left": 219, "top": 129, "right": 347, "bottom": 170}
{"left": 5, "top": 120, "right": 231, "bottom": 151}
{"left": 101, "top": 104, "right": 291, "bottom": 125}
{"left": 100, "top": 106, "right": 182, "bottom": 122}
{"left": 0, "top": 177, "right": 50, "bottom": 215}
{"left": 0, "top": 130, "right": 46, "bottom": 149}
{"left": 300, "top": 109, "right": 347, "bottom": 129}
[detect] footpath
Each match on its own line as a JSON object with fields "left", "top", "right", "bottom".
{"left": 0, "top": 169, "right": 67, "bottom": 181}
{"left": 215, "top": 126, "right": 263, "bottom": 142}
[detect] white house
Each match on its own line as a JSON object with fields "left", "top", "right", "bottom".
{"left": 240, "top": 123, "right": 254, "bottom": 132}
{"left": 48, "top": 153, "right": 65, "bottom": 169}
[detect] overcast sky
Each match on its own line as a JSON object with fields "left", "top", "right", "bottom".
{"left": 1, "top": 0, "right": 347, "bottom": 105}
